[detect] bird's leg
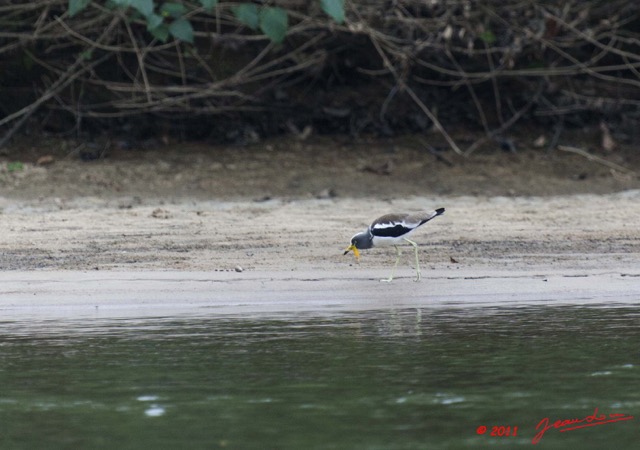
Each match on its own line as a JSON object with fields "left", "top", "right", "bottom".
{"left": 403, "top": 238, "right": 421, "bottom": 281}
{"left": 380, "top": 245, "right": 401, "bottom": 282}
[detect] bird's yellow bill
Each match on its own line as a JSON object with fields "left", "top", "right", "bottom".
{"left": 343, "top": 244, "right": 360, "bottom": 260}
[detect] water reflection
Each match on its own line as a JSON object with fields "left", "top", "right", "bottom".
{"left": 1, "top": 306, "right": 639, "bottom": 449}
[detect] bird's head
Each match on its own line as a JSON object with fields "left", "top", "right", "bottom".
{"left": 343, "top": 231, "right": 371, "bottom": 260}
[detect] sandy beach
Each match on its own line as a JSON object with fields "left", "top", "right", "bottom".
{"left": 2, "top": 191, "right": 639, "bottom": 321}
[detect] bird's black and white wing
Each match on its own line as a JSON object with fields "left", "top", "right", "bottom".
{"left": 369, "top": 213, "right": 415, "bottom": 238}
{"left": 369, "top": 208, "right": 444, "bottom": 238}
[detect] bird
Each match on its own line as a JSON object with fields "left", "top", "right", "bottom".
{"left": 343, "top": 207, "right": 445, "bottom": 282}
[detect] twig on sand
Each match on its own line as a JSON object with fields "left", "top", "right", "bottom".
{"left": 419, "top": 139, "right": 455, "bottom": 167}
{"left": 557, "top": 145, "right": 637, "bottom": 176}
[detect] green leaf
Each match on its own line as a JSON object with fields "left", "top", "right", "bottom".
{"left": 169, "top": 17, "right": 194, "bottom": 43}
{"left": 479, "top": 30, "right": 496, "bottom": 45}
{"left": 233, "top": 3, "right": 259, "bottom": 30}
{"left": 80, "top": 49, "right": 94, "bottom": 60}
{"left": 150, "top": 23, "right": 170, "bottom": 42}
{"left": 198, "top": 0, "right": 218, "bottom": 11}
{"left": 320, "top": 0, "right": 344, "bottom": 24}
{"left": 22, "top": 53, "right": 35, "bottom": 71}
{"left": 109, "top": 0, "right": 132, "bottom": 7}
{"left": 68, "top": 0, "right": 92, "bottom": 17}
{"left": 7, "top": 162, "right": 24, "bottom": 173}
{"left": 130, "top": 0, "right": 153, "bottom": 17}
{"left": 160, "top": 2, "right": 186, "bottom": 18}
{"left": 146, "top": 13, "right": 164, "bottom": 31}
{"left": 526, "top": 60, "right": 546, "bottom": 70}
{"left": 259, "top": 7, "right": 288, "bottom": 43}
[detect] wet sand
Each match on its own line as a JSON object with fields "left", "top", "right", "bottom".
{"left": 1, "top": 269, "right": 639, "bottom": 323}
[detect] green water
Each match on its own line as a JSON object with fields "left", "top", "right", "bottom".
{"left": 1, "top": 306, "right": 639, "bottom": 449}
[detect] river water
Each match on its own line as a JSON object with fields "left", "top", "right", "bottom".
{"left": 1, "top": 305, "right": 638, "bottom": 449}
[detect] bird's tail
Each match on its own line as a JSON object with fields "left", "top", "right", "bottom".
{"left": 408, "top": 207, "right": 445, "bottom": 226}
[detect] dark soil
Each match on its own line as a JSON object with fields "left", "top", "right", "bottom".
{"left": 1, "top": 126, "right": 638, "bottom": 200}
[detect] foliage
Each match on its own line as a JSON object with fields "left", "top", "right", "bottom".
{"left": 320, "top": 0, "right": 344, "bottom": 23}
{"left": 1, "top": 0, "right": 640, "bottom": 151}
{"left": 7, "top": 162, "right": 24, "bottom": 173}
{"left": 68, "top": 0, "right": 344, "bottom": 43}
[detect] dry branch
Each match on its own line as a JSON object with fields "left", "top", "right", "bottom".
{"left": 1, "top": 0, "right": 639, "bottom": 144}
{"left": 557, "top": 145, "right": 637, "bottom": 176}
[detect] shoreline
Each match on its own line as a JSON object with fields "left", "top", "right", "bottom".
{"left": 1, "top": 269, "right": 638, "bottom": 325}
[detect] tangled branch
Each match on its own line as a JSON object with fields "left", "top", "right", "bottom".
{"left": 1, "top": 0, "right": 639, "bottom": 150}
